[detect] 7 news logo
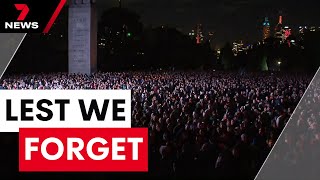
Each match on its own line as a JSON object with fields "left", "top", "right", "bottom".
{"left": 4, "top": 4, "right": 39, "bottom": 30}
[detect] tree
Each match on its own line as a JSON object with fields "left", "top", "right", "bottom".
{"left": 141, "top": 26, "right": 210, "bottom": 69}
{"left": 220, "top": 42, "right": 234, "bottom": 70}
{"left": 303, "top": 31, "right": 320, "bottom": 72}
{"left": 98, "top": 7, "right": 143, "bottom": 70}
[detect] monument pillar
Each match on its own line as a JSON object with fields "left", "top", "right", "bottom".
{"left": 68, "top": 0, "right": 97, "bottom": 74}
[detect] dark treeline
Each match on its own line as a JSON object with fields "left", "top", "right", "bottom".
{"left": 97, "top": 7, "right": 215, "bottom": 71}
{"left": 5, "top": 7, "right": 320, "bottom": 74}
{"left": 223, "top": 34, "right": 320, "bottom": 73}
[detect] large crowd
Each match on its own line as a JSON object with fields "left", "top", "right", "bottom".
{"left": 0, "top": 71, "right": 312, "bottom": 179}
{"left": 260, "top": 70, "right": 320, "bottom": 180}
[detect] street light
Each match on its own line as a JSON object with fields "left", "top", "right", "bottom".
{"left": 277, "top": 61, "right": 282, "bottom": 71}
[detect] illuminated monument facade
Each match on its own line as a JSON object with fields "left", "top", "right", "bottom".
{"left": 196, "top": 24, "right": 204, "bottom": 44}
{"left": 262, "top": 17, "right": 271, "bottom": 40}
{"left": 68, "top": 0, "right": 97, "bottom": 74}
{"left": 274, "top": 15, "right": 284, "bottom": 43}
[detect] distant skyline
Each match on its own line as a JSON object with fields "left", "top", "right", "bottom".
{"left": 96, "top": 0, "right": 319, "bottom": 47}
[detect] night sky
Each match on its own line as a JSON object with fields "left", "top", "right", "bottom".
{"left": 97, "top": 0, "right": 319, "bottom": 47}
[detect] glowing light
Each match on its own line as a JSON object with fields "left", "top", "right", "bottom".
{"left": 284, "top": 29, "right": 291, "bottom": 39}
{"left": 127, "top": 32, "right": 132, "bottom": 37}
{"left": 278, "top": 61, "right": 282, "bottom": 65}
{"left": 196, "top": 36, "right": 201, "bottom": 44}
{"left": 278, "top": 16, "right": 282, "bottom": 24}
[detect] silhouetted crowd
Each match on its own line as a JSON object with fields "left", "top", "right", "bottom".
{"left": 0, "top": 71, "right": 311, "bottom": 179}
{"left": 260, "top": 70, "right": 319, "bottom": 180}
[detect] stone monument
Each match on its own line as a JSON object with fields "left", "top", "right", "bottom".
{"left": 68, "top": 0, "right": 97, "bottom": 74}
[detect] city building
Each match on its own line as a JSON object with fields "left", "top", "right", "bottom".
{"left": 274, "top": 15, "right": 284, "bottom": 43}
{"left": 196, "top": 24, "right": 204, "bottom": 44}
{"left": 298, "top": 26, "right": 310, "bottom": 43}
{"left": 208, "top": 31, "right": 215, "bottom": 50}
{"left": 98, "top": 37, "right": 106, "bottom": 48}
{"left": 216, "top": 48, "right": 221, "bottom": 60}
{"left": 232, "top": 40, "right": 245, "bottom": 56}
{"left": 208, "top": 31, "right": 214, "bottom": 42}
{"left": 262, "top": 17, "right": 271, "bottom": 40}
{"left": 188, "top": 30, "right": 196, "bottom": 38}
{"left": 283, "top": 26, "right": 292, "bottom": 40}
{"left": 310, "top": 26, "right": 316, "bottom": 32}
{"left": 299, "top": 26, "right": 306, "bottom": 34}
{"left": 299, "top": 26, "right": 319, "bottom": 34}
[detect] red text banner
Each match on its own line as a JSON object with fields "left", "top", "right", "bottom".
{"left": 19, "top": 128, "right": 148, "bottom": 172}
